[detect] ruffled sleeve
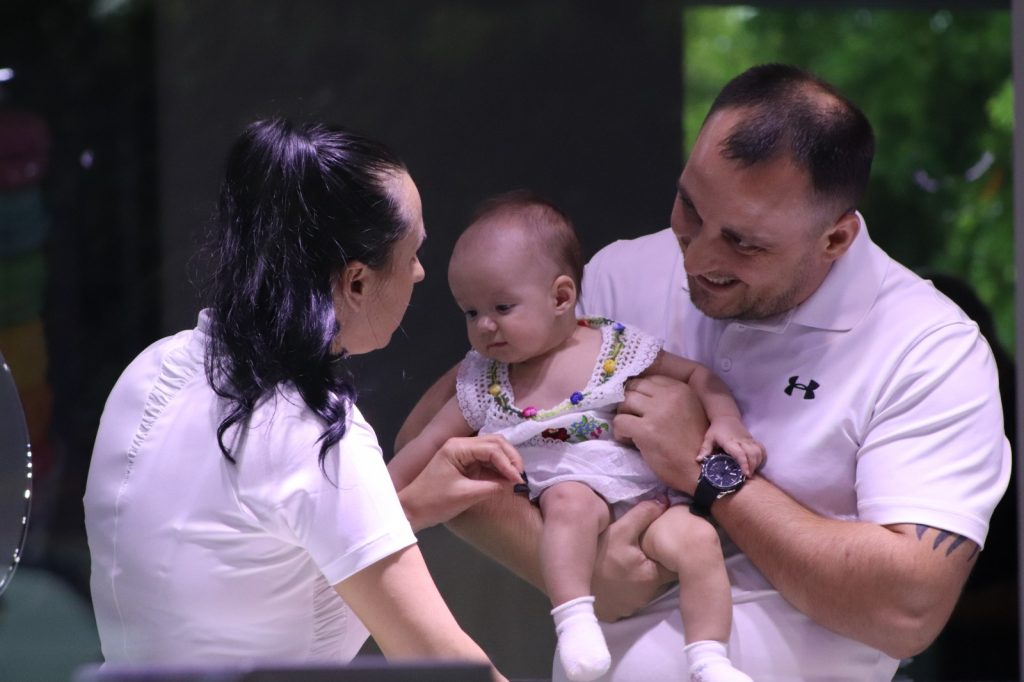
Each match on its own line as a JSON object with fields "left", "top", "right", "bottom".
{"left": 614, "top": 323, "right": 664, "bottom": 378}
{"left": 455, "top": 350, "right": 491, "bottom": 432}
{"left": 585, "top": 320, "right": 664, "bottom": 406}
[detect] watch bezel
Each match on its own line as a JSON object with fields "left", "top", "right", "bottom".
{"left": 701, "top": 452, "right": 745, "bottom": 492}
{"left": 690, "top": 452, "right": 746, "bottom": 518}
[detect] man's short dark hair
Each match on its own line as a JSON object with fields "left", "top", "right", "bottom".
{"left": 707, "top": 63, "right": 875, "bottom": 214}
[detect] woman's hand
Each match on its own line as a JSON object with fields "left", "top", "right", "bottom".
{"left": 399, "top": 435, "right": 525, "bottom": 532}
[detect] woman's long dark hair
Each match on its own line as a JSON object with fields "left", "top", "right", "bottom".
{"left": 202, "top": 118, "right": 408, "bottom": 469}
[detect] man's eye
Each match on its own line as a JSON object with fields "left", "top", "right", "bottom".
{"left": 727, "top": 234, "right": 761, "bottom": 253}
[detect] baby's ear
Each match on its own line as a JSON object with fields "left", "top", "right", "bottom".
{"left": 552, "top": 274, "right": 577, "bottom": 313}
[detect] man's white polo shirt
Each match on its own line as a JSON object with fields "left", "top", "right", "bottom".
{"left": 573, "top": 220, "right": 1011, "bottom": 675}
{"left": 575, "top": 217, "right": 1011, "bottom": 678}
{"left": 582, "top": 217, "right": 1009, "bottom": 553}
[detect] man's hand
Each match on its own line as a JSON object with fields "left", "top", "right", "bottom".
{"left": 399, "top": 435, "right": 524, "bottom": 532}
{"left": 592, "top": 498, "right": 675, "bottom": 621}
{"left": 614, "top": 375, "right": 708, "bottom": 495}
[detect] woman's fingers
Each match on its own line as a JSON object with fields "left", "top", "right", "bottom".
{"left": 444, "top": 435, "right": 524, "bottom": 483}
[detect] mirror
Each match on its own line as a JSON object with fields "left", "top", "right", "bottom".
{"left": 0, "top": 352, "right": 32, "bottom": 597}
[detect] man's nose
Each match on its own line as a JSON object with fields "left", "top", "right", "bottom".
{"left": 680, "top": 226, "right": 716, "bottom": 273}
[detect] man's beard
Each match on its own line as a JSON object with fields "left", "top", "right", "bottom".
{"left": 686, "top": 271, "right": 812, "bottom": 321}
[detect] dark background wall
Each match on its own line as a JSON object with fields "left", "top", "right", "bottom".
{"left": 157, "top": 2, "right": 682, "bottom": 675}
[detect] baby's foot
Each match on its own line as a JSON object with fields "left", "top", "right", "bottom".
{"left": 552, "top": 596, "right": 611, "bottom": 681}
{"left": 690, "top": 660, "right": 753, "bottom": 682}
{"left": 685, "top": 640, "right": 751, "bottom": 682}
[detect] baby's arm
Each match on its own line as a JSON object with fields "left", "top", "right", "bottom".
{"left": 389, "top": 394, "right": 476, "bottom": 490}
{"left": 643, "top": 350, "right": 765, "bottom": 474}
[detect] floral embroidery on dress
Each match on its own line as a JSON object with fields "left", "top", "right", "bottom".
{"left": 540, "top": 427, "right": 570, "bottom": 442}
{"left": 570, "top": 415, "right": 609, "bottom": 442}
{"left": 485, "top": 318, "right": 627, "bottom": 421}
{"left": 540, "top": 415, "right": 610, "bottom": 444}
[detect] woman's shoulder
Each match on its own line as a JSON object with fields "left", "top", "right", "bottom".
{"left": 243, "top": 391, "right": 381, "bottom": 487}
{"left": 103, "top": 325, "right": 206, "bottom": 416}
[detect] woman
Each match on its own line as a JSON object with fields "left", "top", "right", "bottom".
{"left": 83, "top": 119, "right": 522, "bottom": 676}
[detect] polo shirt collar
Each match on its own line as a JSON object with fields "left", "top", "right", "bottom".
{"left": 789, "top": 212, "right": 888, "bottom": 332}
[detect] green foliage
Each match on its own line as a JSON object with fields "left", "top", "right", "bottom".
{"left": 684, "top": 7, "right": 1014, "bottom": 350}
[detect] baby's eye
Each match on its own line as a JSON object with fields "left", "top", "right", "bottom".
{"left": 495, "top": 304, "right": 514, "bottom": 314}
{"left": 464, "top": 310, "right": 478, "bottom": 319}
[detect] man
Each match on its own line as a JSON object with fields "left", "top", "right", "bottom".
{"left": 396, "top": 64, "right": 1011, "bottom": 680}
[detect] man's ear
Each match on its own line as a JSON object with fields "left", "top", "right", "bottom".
{"left": 822, "top": 211, "right": 860, "bottom": 262}
{"left": 552, "top": 274, "right": 578, "bottom": 314}
{"left": 333, "top": 260, "right": 368, "bottom": 312}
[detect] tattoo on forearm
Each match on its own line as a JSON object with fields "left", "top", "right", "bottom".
{"left": 915, "top": 524, "right": 979, "bottom": 561}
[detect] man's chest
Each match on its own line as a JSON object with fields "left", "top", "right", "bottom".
{"left": 675, "top": 320, "right": 884, "bottom": 518}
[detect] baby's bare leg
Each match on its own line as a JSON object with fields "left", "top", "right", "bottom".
{"left": 538, "top": 482, "right": 611, "bottom": 605}
{"left": 642, "top": 506, "right": 751, "bottom": 682}
{"left": 642, "top": 506, "right": 730, "bottom": 642}
{"left": 539, "top": 482, "right": 613, "bottom": 682}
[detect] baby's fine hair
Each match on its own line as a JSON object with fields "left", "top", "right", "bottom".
{"left": 469, "top": 189, "right": 584, "bottom": 289}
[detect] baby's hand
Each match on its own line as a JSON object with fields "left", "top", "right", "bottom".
{"left": 699, "top": 416, "right": 766, "bottom": 476}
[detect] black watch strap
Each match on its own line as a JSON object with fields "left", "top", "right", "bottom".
{"left": 690, "top": 478, "right": 719, "bottom": 517}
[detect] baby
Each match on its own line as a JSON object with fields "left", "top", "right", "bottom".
{"left": 389, "top": 191, "right": 764, "bottom": 682}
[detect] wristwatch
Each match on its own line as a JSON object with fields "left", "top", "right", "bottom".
{"left": 690, "top": 452, "right": 745, "bottom": 517}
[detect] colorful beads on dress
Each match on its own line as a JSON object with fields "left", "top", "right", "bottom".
{"left": 485, "top": 317, "right": 626, "bottom": 422}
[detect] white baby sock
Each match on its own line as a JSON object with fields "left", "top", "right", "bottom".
{"left": 685, "top": 640, "right": 753, "bottom": 682}
{"left": 551, "top": 595, "right": 611, "bottom": 682}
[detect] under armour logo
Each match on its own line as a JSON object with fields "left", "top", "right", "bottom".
{"left": 784, "top": 376, "right": 819, "bottom": 399}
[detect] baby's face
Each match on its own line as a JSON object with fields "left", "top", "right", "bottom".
{"left": 448, "top": 235, "right": 564, "bottom": 364}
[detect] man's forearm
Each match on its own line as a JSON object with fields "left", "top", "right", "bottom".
{"left": 445, "top": 490, "right": 547, "bottom": 592}
{"left": 714, "top": 476, "right": 975, "bottom": 659}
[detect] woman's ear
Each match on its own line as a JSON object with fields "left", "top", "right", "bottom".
{"left": 333, "top": 260, "right": 368, "bottom": 314}
{"left": 551, "top": 274, "right": 578, "bottom": 314}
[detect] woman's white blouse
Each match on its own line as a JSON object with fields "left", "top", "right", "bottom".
{"left": 84, "top": 311, "right": 416, "bottom": 663}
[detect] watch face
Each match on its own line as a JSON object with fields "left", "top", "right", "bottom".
{"left": 704, "top": 454, "right": 744, "bottom": 490}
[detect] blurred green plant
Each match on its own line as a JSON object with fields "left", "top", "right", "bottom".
{"left": 684, "top": 7, "right": 1014, "bottom": 350}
